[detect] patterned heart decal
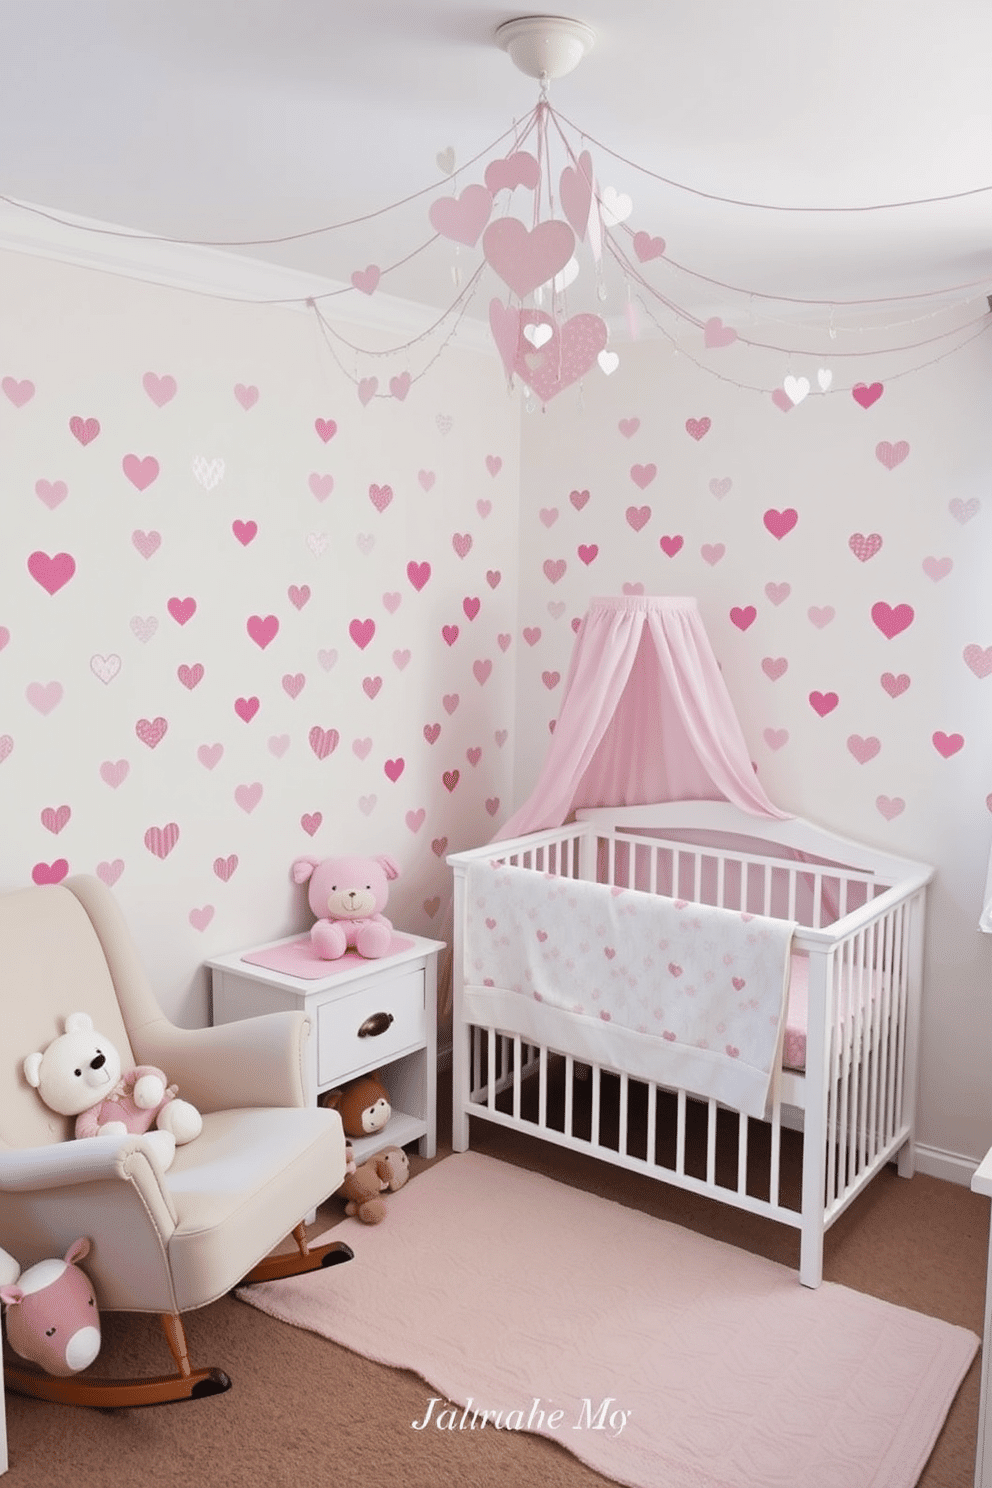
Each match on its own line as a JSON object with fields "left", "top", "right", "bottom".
{"left": 513, "top": 311, "right": 608, "bottom": 404}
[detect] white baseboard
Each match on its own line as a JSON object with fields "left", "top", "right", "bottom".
{"left": 914, "top": 1143, "right": 980, "bottom": 1188}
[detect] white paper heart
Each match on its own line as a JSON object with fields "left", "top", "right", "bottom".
{"left": 524, "top": 322, "right": 553, "bottom": 348}
{"left": 600, "top": 187, "right": 633, "bottom": 226}
{"left": 598, "top": 350, "right": 619, "bottom": 375}
{"left": 552, "top": 256, "right": 580, "bottom": 293}
{"left": 817, "top": 368, "right": 833, "bottom": 392}
{"left": 783, "top": 375, "right": 810, "bottom": 406}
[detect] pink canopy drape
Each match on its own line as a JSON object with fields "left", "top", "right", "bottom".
{"left": 496, "top": 594, "right": 789, "bottom": 840}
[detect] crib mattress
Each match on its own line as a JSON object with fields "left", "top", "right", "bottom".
{"left": 783, "top": 954, "right": 887, "bottom": 1073}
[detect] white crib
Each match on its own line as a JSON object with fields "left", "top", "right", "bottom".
{"left": 449, "top": 801, "right": 933, "bottom": 1287}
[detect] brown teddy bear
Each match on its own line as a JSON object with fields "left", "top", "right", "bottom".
{"left": 320, "top": 1074, "right": 391, "bottom": 1140}
{"left": 335, "top": 1143, "right": 410, "bottom": 1225}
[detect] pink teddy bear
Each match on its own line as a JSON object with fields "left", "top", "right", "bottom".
{"left": 292, "top": 853, "right": 400, "bottom": 960}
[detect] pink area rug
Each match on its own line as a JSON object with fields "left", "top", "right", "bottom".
{"left": 237, "top": 1152, "right": 977, "bottom": 1488}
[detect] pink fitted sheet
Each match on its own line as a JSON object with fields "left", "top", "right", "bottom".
{"left": 783, "top": 953, "right": 888, "bottom": 1073}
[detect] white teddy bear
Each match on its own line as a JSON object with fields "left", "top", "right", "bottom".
{"left": 23, "top": 1012, "right": 202, "bottom": 1172}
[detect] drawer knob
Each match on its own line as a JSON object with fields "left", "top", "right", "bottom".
{"left": 357, "top": 1010, "right": 395, "bottom": 1038}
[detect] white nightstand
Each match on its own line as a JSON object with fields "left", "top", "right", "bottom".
{"left": 972, "top": 1148, "right": 992, "bottom": 1487}
{"left": 208, "top": 932, "right": 444, "bottom": 1166}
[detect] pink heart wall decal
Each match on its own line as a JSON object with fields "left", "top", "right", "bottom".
{"left": 309, "top": 473, "right": 333, "bottom": 501}
{"left": 633, "top": 233, "right": 665, "bottom": 262}
{"left": 41, "top": 804, "right": 71, "bottom": 834}
{"left": 33, "top": 860, "right": 69, "bottom": 885}
{"left": 847, "top": 735, "right": 881, "bottom": 764}
{"left": 932, "top": 731, "right": 964, "bottom": 758}
{"left": 100, "top": 760, "right": 129, "bottom": 788}
{"left": 704, "top": 318, "right": 737, "bottom": 348}
{"left": 763, "top": 508, "right": 798, "bottom": 539}
{"left": 429, "top": 185, "right": 493, "bottom": 247}
{"left": 27, "top": 550, "right": 75, "bottom": 595}
{"left": 630, "top": 464, "right": 656, "bottom": 489}
{"left": 483, "top": 218, "right": 575, "bottom": 300}
{"left": 97, "top": 860, "right": 124, "bottom": 887}
{"left": 853, "top": 382, "right": 884, "bottom": 408}
{"left": 26, "top": 681, "right": 63, "bottom": 714}
{"left": 384, "top": 758, "right": 405, "bottom": 782}
{"left": 234, "top": 696, "right": 260, "bottom": 723}
{"left": 876, "top": 440, "right": 909, "bottom": 469}
{"left": 144, "top": 823, "right": 179, "bottom": 859}
{"left": 189, "top": 906, "right": 215, "bottom": 932}
{"left": 234, "top": 782, "right": 263, "bottom": 813}
{"left": 143, "top": 372, "right": 176, "bottom": 406}
{"left": 309, "top": 726, "right": 339, "bottom": 760}
{"left": 369, "top": 483, "right": 393, "bottom": 513}
{"left": 876, "top": 796, "right": 905, "bottom": 820}
{"left": 246, "top": 613, "right": 279, "bottom": 649}
{"left": 761, "top": 657, "right": 788, "bottom": 681}
{"left": 301, "top": 812, "right": 322, "bottom": 837}
{"left": 407, "top": 561, "right": 431, "bottom": 591}
{"left": 234, "top": 383, "right": 259, "bottom": 409}
{"left": 870, "top": 601, "right": 914, "bottom": 639}
{"left": 659, "top": 535, "right": 683, "bottom": 557}
{"left": 232, "top": 519, "right": 257, "bottom": 546}
{"left": 685, "top": 417, "right": 711, "bottom": 440}
{"left": 122, "top": 454, "right": 159, "bottom": 490}
{"left": 3, "top": 377, "right": 34, "bottom": 406}
{"left": 626, "top": 505, "right": 651, "bottom": 531}
{"left": 69, "top": 416, "right": 100, "bottom": 445}
{"left": 809, "top": 691, "right": 839, "bottom": 716}
{"left": 881, "top": 672, "right": 911, "bottom": 697}
{"left": 730, "top": 606, "right": 756, "bottom": 631}
{"left": 314, "top": 417, "right": 337, "bottom": 443}
{"left": 167, "top": 596, "right": 196, "bottom": 625}
{"left": 177, "top": 663, "right": 204, "bottom": 690}
{"left": 349, "top": 617, "right": 375, "bottom": 649}
{"left": 132, "top": 529, "right": 162, "bottom": 558}
{"left": 136, "top": 716, "right": 168, "bottom": 749}
{"left": 849, "top": 532, "right": 882, "bottom": 562}
{"left": 964, "top": 644, "right": 992, "bottom": 679}
{"left": 214, "top": 855, "right": 239, "bottom": 881}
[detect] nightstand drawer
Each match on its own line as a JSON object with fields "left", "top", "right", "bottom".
{"left": 316, "top": 968, "right": 426, "bottom": 1086}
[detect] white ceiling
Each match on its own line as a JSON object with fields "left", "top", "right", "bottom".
{"left": 3, "top": 1, "right": 992, "bottom": 326}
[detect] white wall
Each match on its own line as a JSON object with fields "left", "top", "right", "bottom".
{"left": 516, "top": 325, "right": 992, "bottom": 1167}
{"left": 0, "top": 249, "right": 520, "bottom": 1027}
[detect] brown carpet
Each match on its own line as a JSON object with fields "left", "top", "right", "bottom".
{"left": 3, "top": 1077, "right": 987, "bottom": 1488}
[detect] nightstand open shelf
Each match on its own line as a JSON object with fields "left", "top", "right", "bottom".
{"left": 208, "top": 932, "right": 444, "bottom": 1163}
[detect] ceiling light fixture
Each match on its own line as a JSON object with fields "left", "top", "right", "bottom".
{"left": 495, "top": 15, "right": 596, "bottom": 82}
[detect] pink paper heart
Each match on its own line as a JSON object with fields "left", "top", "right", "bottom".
{"left": 177, "top": 663, "right": 204, "bottom": 690}
{"left": 659, "top": 534, "right": 683, "bottom": 557}
{"left": 390, "top": 373, "right": 411, "bottom": 401}
{"left": 559, "top": 151, "right": 594, "bottom": 239}
{"left": 922, "top": 556, "right": 952, "bottom": 581}
{"left": 351, "top": 265, "right": 381, "bottom": 295}
{"left": 309, "top": 473, "right": 333, "bottom": 501}
{"left": 429, "top": 185, "right": 492, "bottom": 247}
{"left": 876, "top": 796, "right": 905, "bottom": 821}
{"left": 232, "top": 519, "right": 257, "bottom": 546}
{"left": 288, "top": 584, "right": 310, "bottom": 610}
{"left": 301, "top": 811, "right": 322, "bottom": 837}
{"left": 314, "top": 417, "right": 337, "bottom": 443}
{"left": 349, "top": 617, "right": 375, "bottom": 649}
{"left": 214, "top": 855, "right": 239, "bottom": 882}
{"left": 26, "top": 681, "right": 63, "bottom": 714}
{"left": 880, "top": 672, "right": 910, "bottom": 697}
{"left": 630, "top": 463, "right": 656, "bottom": 489}
{"left": 484, "top": 151, "right": 540, "bottom": 195}
{"left": 358, "top": 378, "right": 378, "bottom": 406}
{"left": 136, "top": 716, "right": 168, "bottom": 748}
{"left": 96, "top": 860, "right": 124, "bottom": 887}
{"left": 234, "top": 696, "right": 259, "bottom": 723}
{"left": 704, "top": 318, "right": 737, "bottom": 348}
{"left": 483, "top": 217, "right": 575, "bottom": 300}
{"left": 626, "top": 505, "right": 651, "bottom": 531}
{"left": 763, "top": 728, "right": 789, "bottom": 751}
{"left": 234, "top": 383, "right": 259, "bottom": 409}
{"left": 619, "top": 417, "right": 640, "bottom": 438}
{"left": 809, "top": 691, "right": 839, "bottom": 716}
{"left": 761, "top": 657, "right": 788, "bottom": 681}
{"left": 369, "top": 482, "right": 393, "bottom": 513}
{"left": 189, "top": 906, "right": 214, "bottom": 932}
{"left": 729, "top": 606, "right": 756, "bottom": 631}
{"left": 765, "top": 582, "right": 790, "bottom": 605}
{"left": 41, "top": 804, "right": 71, "bottom": 834}
{"left": 384, "top": 757, "right": 405, "bottom": 782}
{"left": 99, "top": 759, "right": 129, "bottom": 788}
{"left": 407, "top": 561, "right": 431, "bottom": 592}
{"left": 701, "top": 542, "right": 725, "bottom": 566}
{"left": 33, "top": 860, "right": 69, "bottom": 886}
{"left": 685, "top": 417, "right": 711, "bottom": 440}
{"left": 197, "top": 743, "right": 224, "bottom": 770}
{"left": 513, "top": 311, "right": 608, "bottom": 404}
{"left": 167, "top": 596, "right": 196, "bottom": 626}
{"left": 632, "top": 233, "right": 665, "bottom": 262}
{"left": 808, "top": 606, "right": 835, "bottom": 629}
{"left": 235, "top": 782, "right": 263, "bottom": 813}
{"left": 771, "top": 389, "right": 792, "bottom": 413}
{"left": 69, "top": 416, "right": 100, "bottom": 445}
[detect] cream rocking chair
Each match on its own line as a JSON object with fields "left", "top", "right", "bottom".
{"left": 0, "top": 874, "right": 352, "bottom": 1408}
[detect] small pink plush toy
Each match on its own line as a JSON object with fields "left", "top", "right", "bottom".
{"left": 23, "top": 1012, "right": 202, "bottom": 1173}
{"left": 0, "top": 1238, "right": 101, "bottom": 1377}
{"left": 292, "top": 853, "right": 400, "bottom": 960}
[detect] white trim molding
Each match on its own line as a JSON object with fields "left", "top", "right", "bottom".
{"left": 914, "top": 1142, "right": 981, "bottom": 1188}
{"left": 0, "top": 194, "right": 493, "bottom": 352}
